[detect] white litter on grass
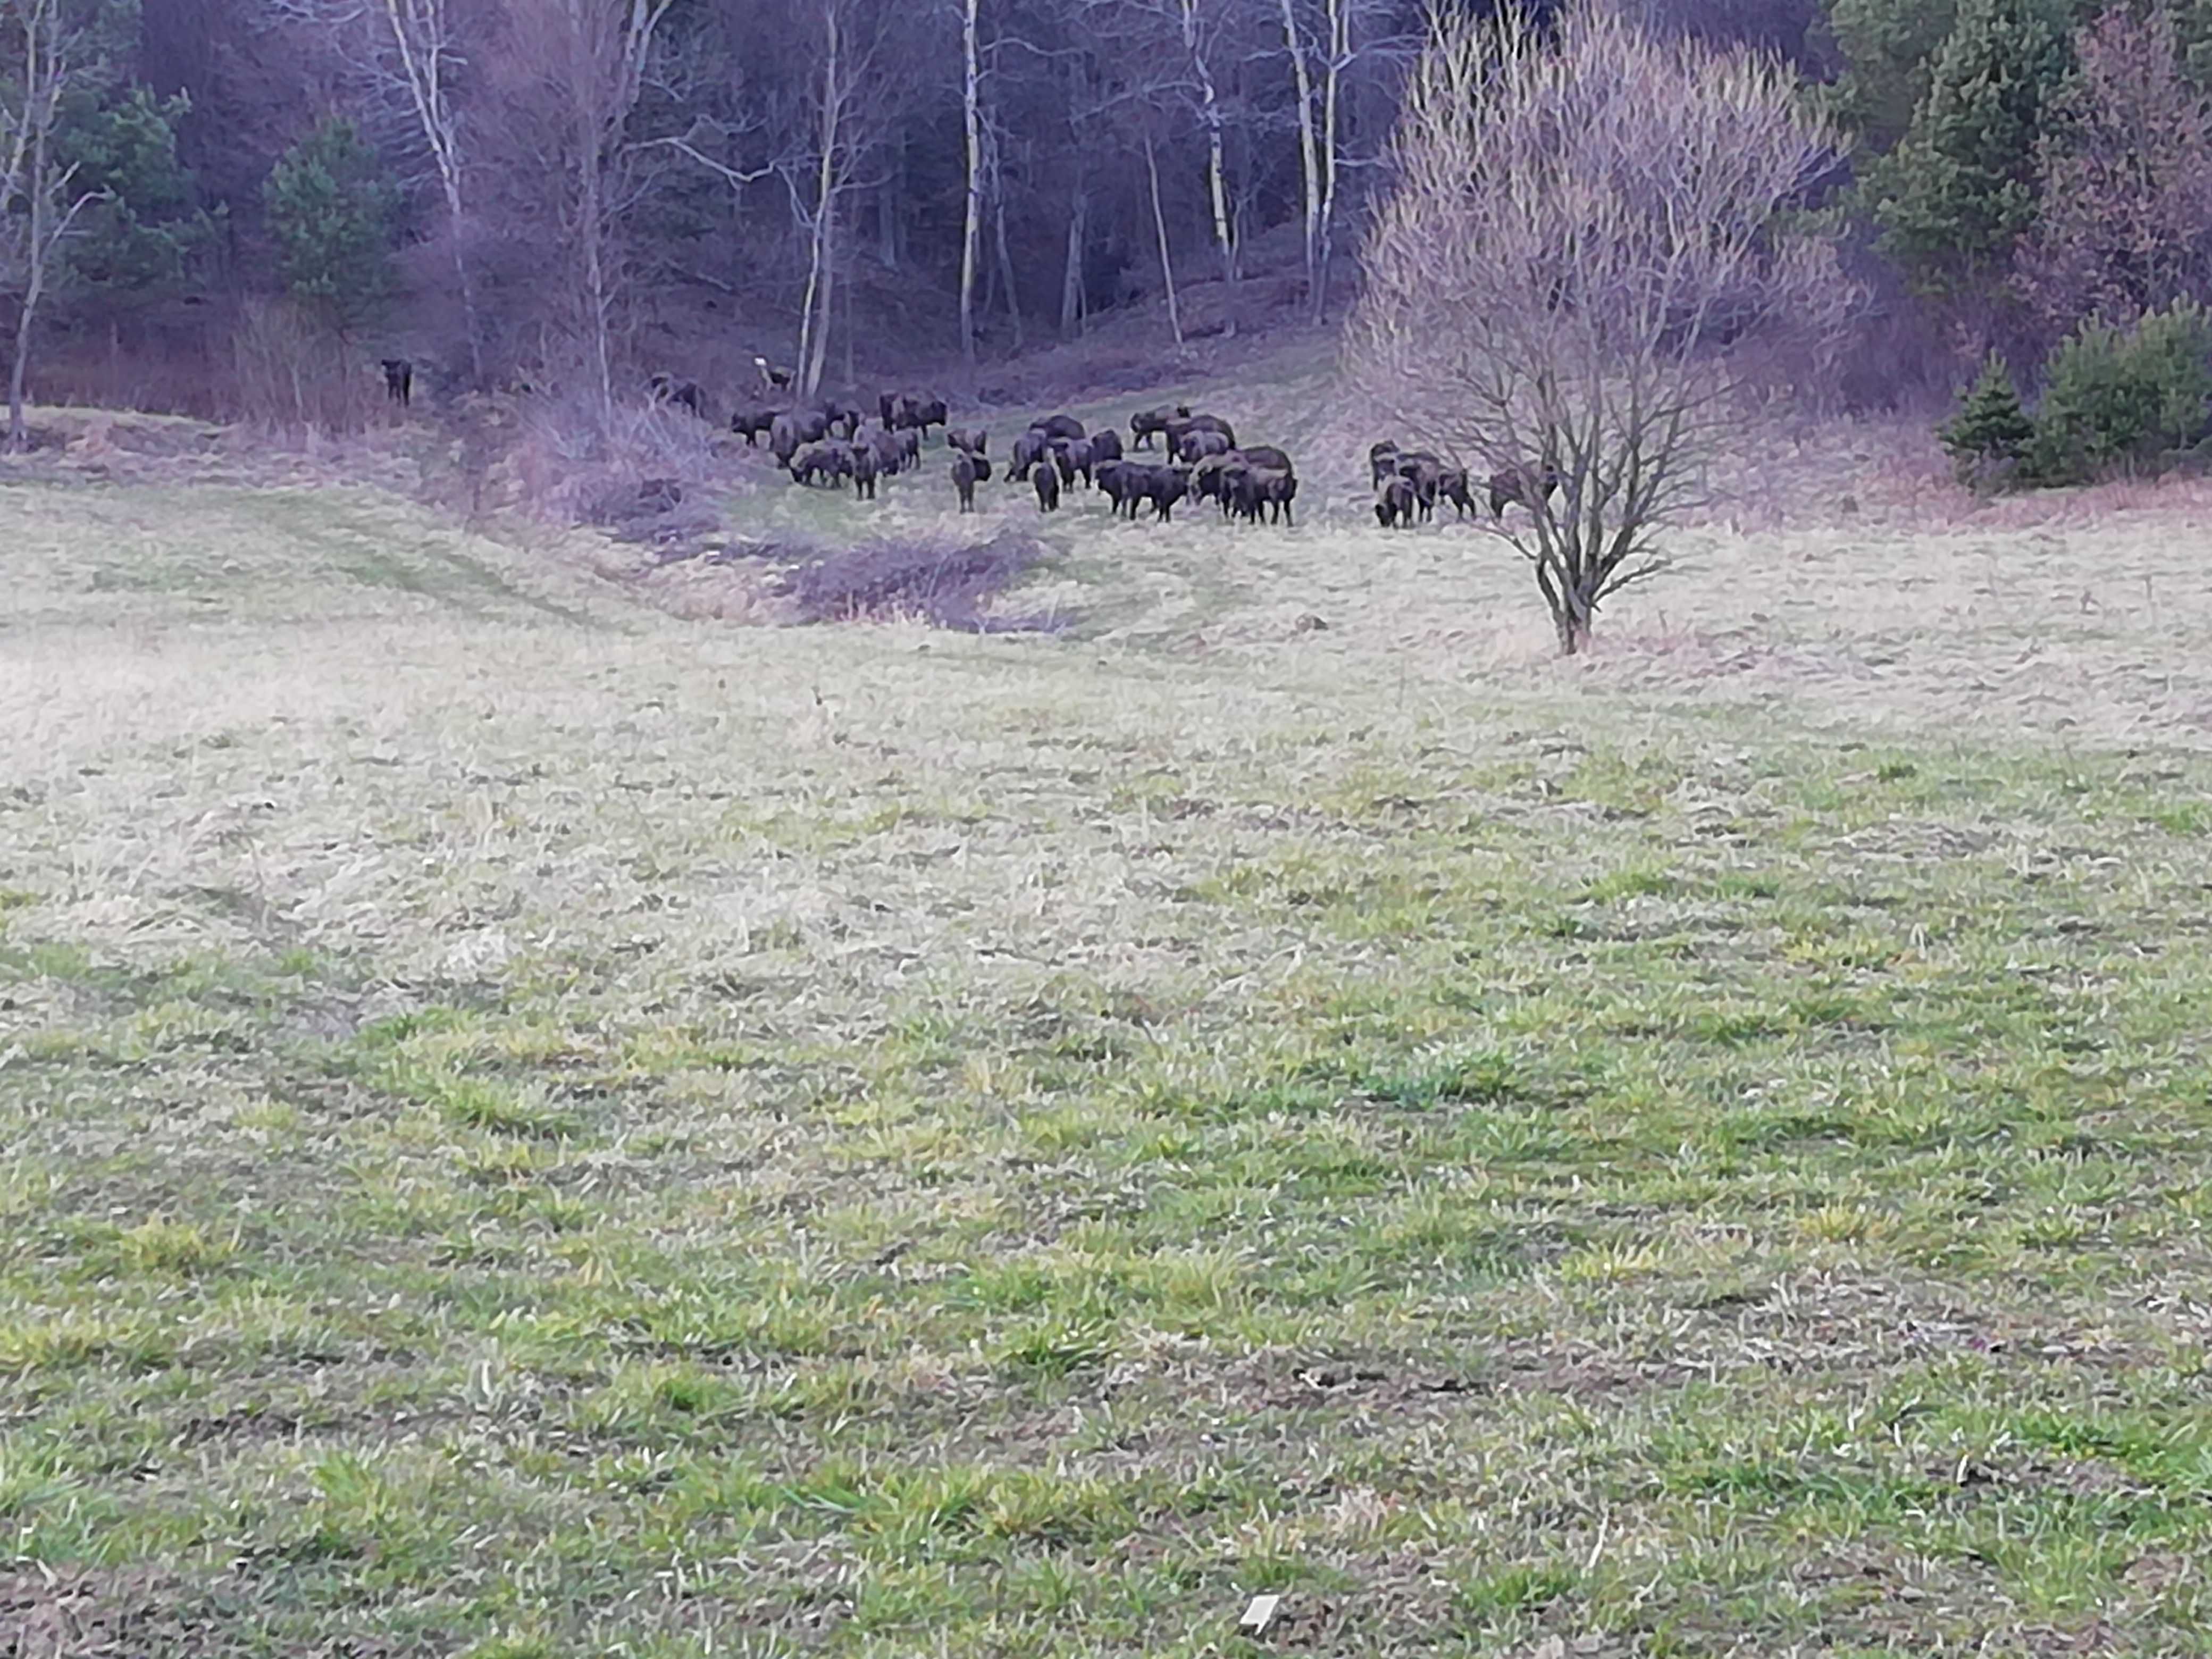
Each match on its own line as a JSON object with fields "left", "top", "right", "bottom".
{"left": 1239, "top": 1594, "right": 1282, "bottom": 1635}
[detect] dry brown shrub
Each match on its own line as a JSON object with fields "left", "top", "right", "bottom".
{"left": 230, "top": 300, "right": 382, "bottom": 434}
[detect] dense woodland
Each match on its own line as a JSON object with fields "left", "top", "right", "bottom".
{"left": 6, "top": 0, "right": 2212, "bottom": 429}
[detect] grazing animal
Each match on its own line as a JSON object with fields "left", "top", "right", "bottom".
{"left": 1438, "top": 467, "right": 1477, "bottom": 518}
{"left": 731, "top": 407, "right": 781, "bottom": 446}
{"left": 1035, "top": 413, "right": 1085, "bottom": 442}
{"left": 1376, "top": 475, "right": 1418, "bottom": 528}
{"left": 1488, "top": 458, "right": 1564, "bottom": 518}
{"left": 1396, "top": 451, "right": 1444, "bottom": 521}
{"left": 770, "top": 409, "right": 830, "bottom": 466}
{"left": 1192, "top": 454, "right": 1238, "bottom": 510}
{"left": 911, "top": 397, "right": 949, "bottom": 438}
{"left": 649, "top": 373, "right": 706, "bottom": 417}
{"left": 851, "top": 440, "right": 879, "bottom": 500}
{"left": 952, "top": 453, "right": 981, "bottom": 511}
{"left": 755, "top": 356, "right": 795, "bottom": 391}
{"left": 1164, "top": 413, "right": 1236, "bottom": 454}
{"left": 1368, "top": 440, "right": 1401, "bottom": 488}
{"left": 867, "top": 427, "right": 905, "bottom": 475}
{"left": 1144, "top": 465, "right": 1190, "bottom": 522}
{"left": 878, "top": 391, "right": 908, "bottom": 430}
{"left": 1095, "top": 459, "right": 1139, "bottom": 517}
{"left": 1034, "top": 464, "right": 1061, "bottom": 512}
{"left": 1089, "top": 428, "right": 1122, "bottom": 464}
{"left": 947, "top": 426, "right": 988, "bottom": 457}
{"left": 1177, "top": 429, "right": 1232, "bottom": 464}
{"left": 895, "top": 428, "right": 921, "bottom": 470}
{"left": 1130, "top": 404, "right": 1189, "bottom": 449}
{"left": 1009, "top": 426, "right": 1051, "bottom": 481}
{"left": 1052, "top": 437, "right": 1096, "bottom": 488}
{"left": 789, "top": 440, "right": 854, "bottom": 487}
{"left": 380, "top": 358, "right": 413, "bottom": 407}
{"left": 819, "top": 398, "right": 864, "bottom": 440}
{"left": 1247, "top": 468, "right": 1297, "bottom": 525}
{"left": 1238, "top": 445, "right": 1293, "bottom": 476}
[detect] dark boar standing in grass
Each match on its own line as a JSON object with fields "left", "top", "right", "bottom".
{"left": 770, "top": 409, "right": 828, "bottom": 466}
{"left": 1488, "top": 458, "right": 1563, "bottom": 518}
{"left": 1089, "top": 428, "right": 1122, "bottom": 464}
{"left": 1009, "top": 426, "right": 1051, "bottom": 481}
{"left": 1034, "top": 464, "right": 1061, "bottom": 512}
{"left": 1177, "top": 429, "right": 1233, "bottom": 464}
{"left": 911, "top": 397, "right": 949, "bottom": 439}
{"left": 381, "top": 358, "right": 414, "bottom": 406}
{"left": 650, "top": 373, "right": 707, "bottom": 417}
{"left": 790, "top": 441, "right": 853, "bottom": 487}
{"left": 1192, "top": 454, "right": 1236, "bottom": 510}
{"left": 948, "top": 427, "right": 987, "bottom": 457}
{"left": 879, "top": 391, "right": 909, "bottom": 429}
{"left": 1396, "top": 451, "right": 1444, "bottom": 521}
{"left": 851, "top": 441, "right": 879, "bottom": 500}
{"left": 1095, "top": 460, "right": 1138, "bottom": 517}
{"left": 820, "top": 399, "right": 865, "bottom": 440}
{"left": 952, "top": 453, "right": 981, "bottom": 510}
{"left": 1130, "top": 405, "right": 1189, "bottom": 449}
{"left": 1369, "top": 441, "right": 1401, "bottom": 488}
{"left": 732, "top": 408, "right": 780, "bottom": 446}
{"left": 1164, "top": 414, "right": 1236, "bottom": 454}
{"left": 867, "top": 427, "right": 904, "bottom": 475}
{"left": 1053, "top": 438, "right": 1097, "bottom": 488}
{"left": 1376, "top": 475, "right": 1417, "bottom": 527}
{"left": 1438, "top": 467, "right": 1477, "bottom": 518}
{"left": 1246, "top": 468, "right": 1296, "bottom": 525}
{"left": 1036, "top": 413, "right": 1085, "bottom": 442}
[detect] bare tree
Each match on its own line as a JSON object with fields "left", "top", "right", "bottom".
{"left": 1, "top": 0, "right": 104, "bottom": 451}
{"left": 2014, "top": 5, "right": 2212, "bottom": 340}
{"left": 956, "top": 0, "right": 982, "bottom": 368}
{"left": 1348, "top": 8, "right": 1858, "bottom": 655}
{"left": 499, "top": 0, "right": 674, "bottom": 422}
{"left": 377, "top": 0, "right": 486, "bottom": 386}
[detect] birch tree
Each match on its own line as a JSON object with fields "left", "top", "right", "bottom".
{"left": 956, "top": 0, "right": 981, "bottom": 367}
{"left": 2, "top": 0, "right": 104, "bottom": 450}
{"left": 504, "top": 0, "right": 673, "bottom": 422}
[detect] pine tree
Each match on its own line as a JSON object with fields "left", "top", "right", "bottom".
{"left": 1940, "top": 351, "right": 2037, "bottom": 485}
{"left": 1869, "top": 0, "right": 2074, "bottom": 295}
{"left": 59, "top": 87, "right": 219, "bottom": 304}
{"left": 263, "top": 118, "right": 396, "bottom": 335}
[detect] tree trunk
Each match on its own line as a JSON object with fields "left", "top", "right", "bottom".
{"left": 993, "top": 165, "right": 1024, "bottom": 348}
{"left": 957, "top": 0, "right": 982, "bottom": 368}
{"left": 1312, "top": 0, "right": 1345, "bottom": 323}
{"left": 381, "top": 0, "right": 483, "bottom": 387}
{"left": 1058, "top": 189, "right": 1087, "bottom": 338}
{"left": 580, "top": 113, "right": 613, "bottom": 423}
{"left": 1278, "top": 0, "right": 1321, "bottom": 316}
{"left": 797, "top": 0, "right": 842, "bottom": 399}
{"left": 6, "top": 1, "right": 57, "bottom": 455}
{"left": 1143, "top": 128, "right": 1184, "bottom": 348}
{"left": 1179, "top": 0, "right": 1236, "bottom": 336}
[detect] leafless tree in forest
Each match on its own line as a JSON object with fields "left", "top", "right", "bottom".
{"left": 2, "top": 0, "right": 105, "bottom": 450}
{"left": 2014, "top": 5, "right": 2212, "bottom": 340}
{"left": 496, "top": 0, "right": 673, "bottom": 423}
{"left": 266, "top": 0, "right": 489, "bottom": 384}
{"left": 1347, "top": 8, "right": 1858, "bottom": 654}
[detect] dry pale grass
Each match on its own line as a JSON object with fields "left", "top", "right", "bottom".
{"left": 9, "top": 463, "right": 2212, "bottom": 1654}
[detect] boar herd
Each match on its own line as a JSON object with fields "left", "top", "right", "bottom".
{"left": 705, "top": 369, "right": 1560, "bottom": 535}
{"left": 962, "top": 405, "right": 1299, "bottom": 526}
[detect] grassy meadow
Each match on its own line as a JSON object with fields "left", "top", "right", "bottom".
{"left": 5, "top": 401, "right": 2212, "bottom": 1656}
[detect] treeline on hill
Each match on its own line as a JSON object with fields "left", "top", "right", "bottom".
{"left": 4, "top": 0, "right": 2212, "bottom": 474}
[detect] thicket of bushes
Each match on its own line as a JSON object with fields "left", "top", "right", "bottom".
{"left": 1941, "top": 300, "right": 2212, "bottom": 489}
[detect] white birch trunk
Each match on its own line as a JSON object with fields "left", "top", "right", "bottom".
{"left": 957, "top": 0, "right": 982, "bottom": 368}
